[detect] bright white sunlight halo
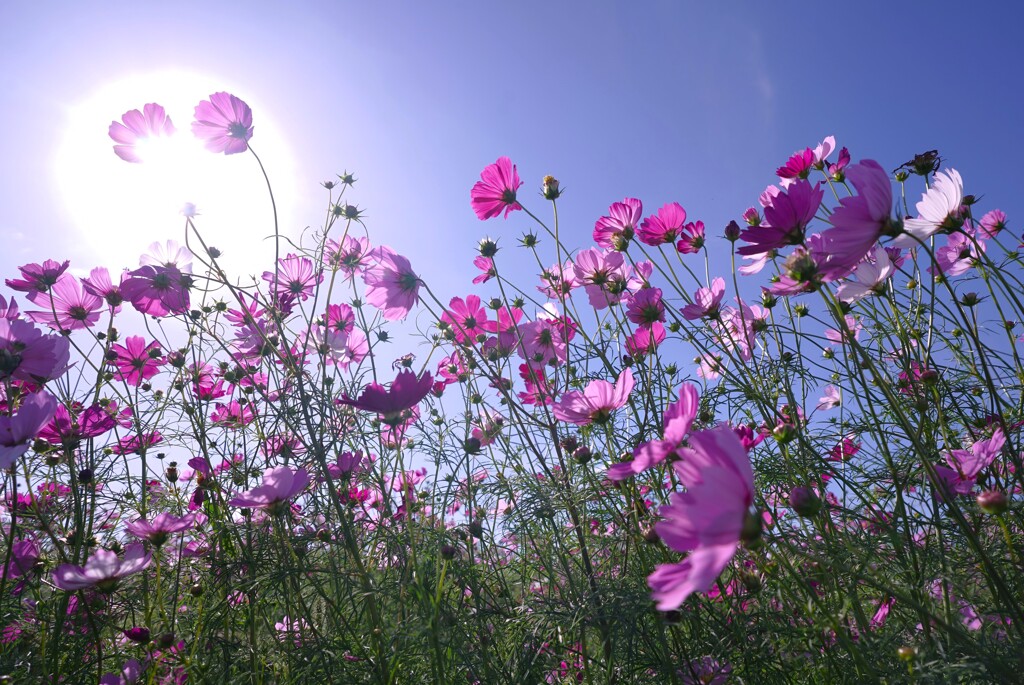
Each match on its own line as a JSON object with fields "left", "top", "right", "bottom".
{"left": 55, "top": 70, "right": 298, "bottom": 274}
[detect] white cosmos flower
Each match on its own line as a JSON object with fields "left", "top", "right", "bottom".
{"left": 837, "top": 246, "right": 896, "bottom": 303}
{"left": 891, "top": 168, "right": 963, "bottom": 247}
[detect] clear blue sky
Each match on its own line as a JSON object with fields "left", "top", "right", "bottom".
{"left": 3, "top": 1, "right": 1023, "bottom": 302}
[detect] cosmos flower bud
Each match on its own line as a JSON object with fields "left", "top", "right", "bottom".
{"left": 789, "top": 487, "right": 821, "bottom": 517}
{"left": 977, "top": 490, "right": 1008, "bottom": 515}
{"left": 724, "top": 220, "right": 742, "bottom": 241}
{"left": 542, "top": 175, "right": 562, "bottom": 200}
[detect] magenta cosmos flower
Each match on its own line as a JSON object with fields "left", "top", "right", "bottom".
{"left": 125, "top": 513, "right": 197, "bottom": 547}
{"left": 0, "top": 392, "right": 58, "bottom": 469}
{"left": 470, "top": 157, "right": 523, "bottom": 220}
{"left": 681, "top": 278, "right": 726, "bottom": 321}
{"left": 441, "top": 294, "right": 490, "bottom": 344}
{"left": 107, "top": 336, "right": 165, "bottom": 386}
{"left": 934, "top": 428, "right": 1004, "bottom": 497}
{"left": 738, "top": 180, "right": 824, "bottom": 257}
{"left": 638, "top": 202, "right": 687, "bottom": 246}
{"left": 819, "top": 160, "right": 895, "bottom": 278}
{"left": 192, "top": 92, "right": 254, "bottom": 155}
{"left": 6, "top": 259, "right": 70, "bottom": 295}
{"left": 608, "top": 382, "right": 699, "bottom": 481}
{"left": 362, "top": 246, "right": 421, "bottom": 321}
{"left": 338, "top": 369, "right": 433, "bottom": 425}
{"left": 648, "top": 425, "right": 756, "bottom": 611}
{"left": 109, "top": 103, "right": 175, "bottom": 163}
{"left": 229, "top": 466, "right": 310, "bottom": 512}
{"left": 552, "top": 367, "right": 634, "bottom": 426}
{"left": 25, "top": 274, "right": 103, "bottom": 331}
{"left": 120, "top": 265, "right": 191, "bottom": 317}
{"left": 593, "top": 198, "right": 643, "bottom": 251}
{"left": 262, "top": 254, "right": 322, "bottom": 303}
{"left": 52, "top": 543, "right": 152, "bottom": 592}
{"left": 0, "top": 318, "right": 70, "bottom": 384}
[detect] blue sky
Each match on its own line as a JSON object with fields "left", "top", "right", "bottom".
{"left": 3, "top": 2, "right": 1023, "bottom": 305}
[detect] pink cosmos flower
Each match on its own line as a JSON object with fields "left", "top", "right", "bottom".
{"left": 625, "top": 321, "right": 666, "bottom": 359}
{"left": 625, "top": 288, "right": 665, "bottom": 326}
{"left": 125, "top": 513, "right": 196, "bottom": 547}
{"left": 52, "top": 543, "right": 151, "bottom": 592}
{"left": 776, "top": 147, "right": 815, "bottom": 182}
{"left": 811, "top": 136, "right": 836, "bottom": 169}
{"left": 648, "top": 425, "right": 755, "bottom": 610}
{"left": 107, "top": 336, "right": 165, "bottom": 386}
{"left": 829, "top": 147, "right": 851, "bottom": 181}
{"left": 6, "top": 259, "right": 70, "bottom": 294}
{"left": 229, "top": 466, "right": 310, "bottom": 511}
{"left": 819, "top": 160, "right": 894, "bottom": 278}
{"left": 932, "top": 226, "right": 984, "bottom": 277}
{"left": 572, "top": 248, "right": 629, "bottom": 309}
{"left": 470, "top": 157, "right": 523, "bottom": 220}
{"left": 6, "top": 539, "right": 40, "bottom": 580}
{"left": 978, "top": 209, "right": 1007, "bottom": 239}
{"left": 608, "top": 383, "right": 698, "bottom": 481}
{"left": 472, "top": 256, "right": 496, "bottom": 284}
{"left": 110, "top": 431, "right": 163, "bottom": 455}
{"left": 192, "top": 92, "right": 253, "bottom": 155}
{"left": 324, "top": 235, "right": 372, "bottom": 277}
{"left": 263, "top": 254, "right": 322, "bottom": 303}
{"left": 552, "top": 367, "right": 634, "bottom": 425}
{"left": 441, "top": 295, "right": 490, "bottom": 344}
{"left": 517, "top": 312, "right": 576, "bottom": 369}
{"left": 894, "top": 168, "right": 964, "bottom": 247}
{"left": 638, "top": 202, "right": 687, "bottom": 246}
{"left": 816, "top": 385, "right": 841, "bottom": 412}
{"left": 738, "top": 180, "right": 824, "bottom": 256}
{"left": 338, "top": 369, "right": 433, "bottom": 425}
{"left": 0, "top": 318, "right": 70, "bottom": 384}
{"left": 24, "top": 274, "right": 103, "bottom": 331}
{"left": 836, "top": 246, "right": 897, "bottom": 303}
{"left": 681, "top": 278, "right": 726, "bottom": 320}
{"left": 715, "top": 298, "right": 767, "bottom": 361}
{"left": 935, "top": 428, "right": 1005, "bottom": 497}
{"left": 120, "top": 265, "right": 191, "bottom": 317}
{"left": 0, "top": 392, "right": 58, "bottom": 469}
{"left": 108, "top": 103, "right": 175, "bottom": 163}
{"left": 593, "top": 198, "right": 643, "bottom": 250}
{"left": 82, "top": 267, "right": 125, "bottom": 308}
{"left": 37, "top": 402, "right": 119, "bottom": 447}
{"left": 676, "top": 221, "right": 706, "bottom": 254}
{"left": 362, "top": 246, "right": 420, "bottom": 321}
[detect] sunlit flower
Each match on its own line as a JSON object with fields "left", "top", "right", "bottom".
{"left": 552, "top": 367, "right": 634, "bottom": 426}
{"left": 0, "top": 318, "right": 70, "bottom": 384}
{"left": 894, "top": 168, "right": 964, "bottom": 247}
{"left": 140, "top": 240, "right": 193, "bottom": 273}
{"left": 229, "top": 466, "right": 310, "bottom": 512}
{"left": 120, "top": 265, "right": 192, "bottom": 317}
{"left": 836, "top": 246, "right": 896, "bottom": 303}
{"left": 5, "top": 259, "right": 70, "bottom": 294}
{"left": 107, "top": 336, "right": 165, "bottom": 387}
{"left": 681, "top": 278, "right": 725, "bottom": 320}
{"left": 125, "top": 513, "right": 196, "bottom": 547}
{"left": 441, "top": 295, "right": 490, "bottom": 344}
{"left": 52, "top": 543, "right": 151, "bottom": 592}
{"left": 638, "top": 202, "right": 687, "bottom": 246}
{"left": 593, "top": 198, "right": 642, "bottom": 250}
{"left": 0, "top": 392, "right": 57, "bottom": 469}
{"left": 738, "top": 180, "right": 823, "bottom": 256}
{"left": 648, "top": 425, "right": 756, "bottom": 610}
{"left": 108, "top": 103, "right": 175, "bottom": 163}
{"left": 362, "top": 246, "right": 421, "bottom": 321}
{"left": 338, "top": 369, "right": 433, "bottom": 425}
{"left": 471, "top": 157, "right": 523, "bottom": 220}
{"left": 608, "top": 382, "right": 698, "bottom": 480}
{"left": 935, "top": 428, "right": 1005, "bottom": 497}
{"left": 192, "top": 92, "right": 254, "bottom": 154}
{"left": 819, "top": 160, "right": 895, "bottom": 278}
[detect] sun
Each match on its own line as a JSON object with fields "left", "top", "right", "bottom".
{"left": 55, "top": 69, "right": 299, "bottom": 277}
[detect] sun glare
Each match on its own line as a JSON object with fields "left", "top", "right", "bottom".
{"left": 56, "top": 70, "right": 299, "bottom": 276}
